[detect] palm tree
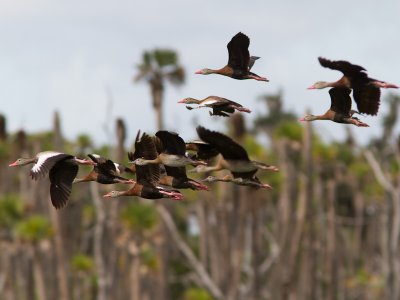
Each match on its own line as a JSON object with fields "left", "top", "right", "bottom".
{"left": 134, "top": 49, "right": 185, "bottom": 130}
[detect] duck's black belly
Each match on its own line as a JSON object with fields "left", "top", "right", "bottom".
{"left": 141, "top": 185, "right": 163, "bottom": 199}
{"left": 97, "top": 174, "right": 118, "bottom": 184}
{"left": 333, "top": 113, "right": 351, "bottom": 124}
{"left": 231, "top": 69, "right": 248, "bottom": 80}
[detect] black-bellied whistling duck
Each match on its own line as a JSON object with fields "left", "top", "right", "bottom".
{"left": 190, "top": 126, "right": 278, "bottom": 185}
{"left": 158, "top": 165, "right": 209, "bottom": 191}
{"left": 202, "top": 175, "right": 272, "bottom": 189}
{"left": 178, "top": 96, "right": 251, "bottom": 117}
{"left": 73, "top": 154, "right": 135, "bottom": 185}
{"left": 132, "top": 131, "right": 207, "bottom": 168}
{"left": 9, "top": 151, "right": 95, "bottom": 209}
{"left": 300, "top": 87, "right": 369, "bottom": 127}
{"left": 308, "top": 57, "right": 399, "bottom": 115}
{"left": 195, "top": 32, "right": 268, "bottom": 82}
{"left": 104, "top": 131, "right": 183, "bottom": 200}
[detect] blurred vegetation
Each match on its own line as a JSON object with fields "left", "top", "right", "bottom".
{"left": 0, "top": 77, "right": 398, "bottom": 300}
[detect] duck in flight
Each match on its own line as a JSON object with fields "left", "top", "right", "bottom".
{"left": 9, "top": 151, "right": 95, "bottom": 209}
{"left": 308, "top": 57, "right": 398, "bottom": 115}
{"left": 300, "top": 87, "right": 369, "bottom": 127}
{"left": 178, "top": 96, "right": 251, "bottom": 117}
{"left": 195, "top": 32, "right": 268, "bottom": 82}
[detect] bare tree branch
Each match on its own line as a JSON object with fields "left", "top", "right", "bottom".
{"left": 156, "top": 205, "right": 223, "bottom": 300}
{"left": 364, "top": 150, "right": 396, "bottom": 194}
{"left": 91, "top": 182, "right": 108, "bottom": 300}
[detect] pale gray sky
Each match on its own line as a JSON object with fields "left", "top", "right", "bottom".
{"left": 1, "top": 0, "right": 399, "bottom": 146}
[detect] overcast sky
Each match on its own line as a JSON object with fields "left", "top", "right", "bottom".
{"left": 1, "top": 0, "right": 399, "bottom": 147}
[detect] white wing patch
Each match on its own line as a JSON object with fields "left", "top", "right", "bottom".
{"left": 114, "top": 163, "right": 121, "bottom": 175}
{"left": 31, "top": 152, "right": 63, "bottom": 178}
{"left": 202, "top": 99, "right": 220, "bottom": 106}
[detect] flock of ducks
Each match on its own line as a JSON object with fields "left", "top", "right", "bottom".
{"left": 9, "top": 32, "right": 398, "bottom": 209}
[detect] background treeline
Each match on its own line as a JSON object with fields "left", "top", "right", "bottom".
{"left": 0, "top": 51, "right": 399, "bottom": 300}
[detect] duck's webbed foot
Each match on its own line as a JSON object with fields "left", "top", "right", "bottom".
{"left": 160, "top": 190, "right": 184, "bottom": 201}
{"left": 236, "top": 106, "right": 252, "bottom": 113}
{"left": 125, "top": 179, "right": 136, "bottom": 184}
{"left": 247, "top": 74, "right": 269, "bottom": 82}
{"left": 261, "top": 183, "right": 273, "bottom": 189}
{"left": 189, "top": 180, "right": 209, "bottom": 191}
{"left": 350, "top": 118, "right": 369, "bottom": 127}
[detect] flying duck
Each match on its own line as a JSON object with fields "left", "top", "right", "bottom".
{"left": 300, "top": 87, "right": 369, "bottom": 127}
{"left": 195, "top": 32, "right": 268, "bottom": 81}
{"left": 104, "top": 132, "right": 183, "bottom": 200}
{"left": 178, "top": 96, "right": 251, "bottom": 117}
{"left": 73, "top": 154, "right": 135, "bottom": 184}
{"left": 132, "top": 131, "right": 207, "bottom": 168}
{"left": 190, "top": 126, "right": 278, "bottom": 186}
{"left": 308, "top": 57, "right": 398, "bottom": 115}
{"left": 9, "top": 151, "right": 95, "bottom": 209}
{"left": 202, "top": 175, "right": 272, "bottom": 189}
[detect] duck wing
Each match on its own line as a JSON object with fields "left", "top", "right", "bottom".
{"left": 49, "top": 159, "right": 79, "bottom": 209}
{"left": 227, "top": 32, "right": 250, "bottom": 71}
{"left": 130, "top": 131, "right": 160, "bottom": 186}
{"left": 205, "top": 96, "right": 242, "bottom": 108}
{"left": 212, "top": 106, "right": 235, "bottom": 117}
{"left": 185, "top": 141, "right": 220, "bottom": 160}
{"left": 88, "top": 154, "right": 117, "bottom": 174}
{"left": 155, "top": 131, "right": 186, "bottom": 155}
{"left": 196, "top": 126, "right": 250, "bottom": 161}
{"left": 352, "top": 84, "right": 381, "bottom": 116}
{"left": 318, "top": 57, "right": 367, "bottom": 79}
{"left": 31, "top": 152, "right": 74, "bottom": 180}
{"left": 248, "top": 56, "right": 260, "bottom": 70}
{"left": 87, "top": 154, "right": 107, "bottom": 164}
{"left": 329, "top": 88, "right": 352, "bottom": 115}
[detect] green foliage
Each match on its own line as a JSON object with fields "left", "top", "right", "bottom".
{"left": 71, "top": 253, "right": 94, "bottom": 273}
{"left": 76, "top": 134, "right": 92, "bottom": 149}
{"left": 254, "top": 92, "right": 296, "bottom": 131}
{"left": 349, "top": 161, "right": 370, "bottom": 179}
{"left": 16, "top": 215, "right": 53, "bottom": 243}
{"left": 313, "top": 140, "right": 335, "bottom": 161}
{"left": 136, "top": 49, "right": 185, "bottom": 86}
{"left": 120, "top": 203, "right": 157, "bottom": 233}
{"left": 0, "top": 140, "right": 10, "bottom": 160}
{"left": 153, "top": 49, "right": 178, "bottom": 67}
{"left": 82, "top": 204, "right": 95, "bottom": 226}
{"left": 333, "top": 142, "right": 354, "bottom": 164}
{"left": 28, "top": 131, "right": 54, "bottom": 151}
{"left": 75, "top": 134, "right": 93, "bottom": 156}
{"left": 244, "top": 135, "right": 265, "bottom": 158}
{"left": 0, "top": 194, "right": 24, "bottom": 230}
{"left": 273, "top": 121, "right": 303, "bottom": 142}
{"left": 140, "top": 244, "right": 159, "bottom": 271}
{"left": 364, "top": 181, "right": 384, "bottom": 199}
{"left": 92, "top": 145, "right": 111, "bottom": 159}
{"left": 184, "top": 287, "right": 214, "bottom": 300}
